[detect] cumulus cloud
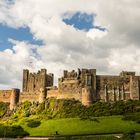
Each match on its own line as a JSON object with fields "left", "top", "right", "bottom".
{"left": 0, "top": 0, "right": 140, "bottom": 89}
{"left": 0, "top": 39, "right": 45, "bottom": 89}
{"left": 87, "top": 28, "right": 108, "bottom": 40}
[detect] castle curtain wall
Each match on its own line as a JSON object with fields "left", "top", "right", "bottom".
{"left": 0, "top": 69, "right": 140, "bottom": 110}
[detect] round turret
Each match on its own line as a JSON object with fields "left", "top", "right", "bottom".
{"left": 39, "top": 87, "right": 46, "bottom": 103}
{"left": 82, "top": 87, "right": 93, "bottom": 106}
{"left": 10, "top": 88, "right": 20, "bottom": 110}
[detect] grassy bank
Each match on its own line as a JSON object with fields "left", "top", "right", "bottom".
{"left": 20, "top": 116, "right": 140, "bottom": 136}
{"left": 0, "top": 100, "right": 140, "bottom": 138}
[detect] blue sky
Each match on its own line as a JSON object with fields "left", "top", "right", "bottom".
{"left": 0, "top": 24, "right": 44, "bottom": 51}
{"left": 0, "top": 12, "right": 97, "bottom": 51}
{"left": 63, "top": 12, "right": 106, "bottom": 32}
{"left": 63, "top": 12, "right": 95, "bottom": 31}
{"left": 0, "top": 0, "right": 139, "bottom": 89}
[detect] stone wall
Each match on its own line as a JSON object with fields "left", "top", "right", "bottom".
{"left": 96, "top": 72, "right": 140, "bottom": 102}
{"left": 0, "top": 89, "right": 20, "bottom": 110}
{"left": 20, "top": 88, "right": 47, "bottom": 103}
{"left": 21, "top": 69, "right": 54, "bottom": 103}
{"left": 82, "top": 87, "right": 93, "bottom": 106}
{"left": 0, "top": 90, "right": 11, "bottom": 102}
{"left": 96, "top": 75, "right": 130, "bottom": 101}
{"left": 49, "top": 69, "right": 140, "bottom": 105}
{"left": 47, "top": 89, "right": 59, "bottom": 98}
{"left": 19, "top": 92, "right": 39, "bottom": 103}
{"left": 23, "top": 69, "right": 53, "bottom": 92}
{"left": 47, "top": 88, "right": 82, "bottom": 101}
{"left": 15, "top": 69, "right": 140, "bottom": 107}
{"left": 55, "top": 69, "right": 96, "bottom": 105}
{"left": 130, "top": 76, "right": 140, "bottom": 100}
{"left": 0, "top": 68, "right": 140, "bottom": 109}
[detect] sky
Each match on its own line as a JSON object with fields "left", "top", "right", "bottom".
{"left": 0, "top": 0, "right": 140, "bottom": 89}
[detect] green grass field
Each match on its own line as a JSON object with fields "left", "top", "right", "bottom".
{"left": 20, "top": 116, "right": 140, "bottom": 136}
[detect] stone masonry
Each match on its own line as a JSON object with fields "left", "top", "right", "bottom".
{"left": 20, "top": 69, "right": 53, "bottom": 103}
{"left": 0, "top": 68, "right": 140, "bottom": 110}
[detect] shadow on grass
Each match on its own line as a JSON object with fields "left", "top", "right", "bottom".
{"left": 0, "top": 124, "right": 29, "bottom": 138}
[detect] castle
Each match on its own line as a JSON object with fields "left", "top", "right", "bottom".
{"left": 0, "top": 68, "right": 140, "bottom": 110}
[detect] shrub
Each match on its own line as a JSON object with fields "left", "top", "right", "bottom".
{"left": 36, "top": 98, "right": 86, "bottom": 119}
{"left": 0, "top": 124, "right": 29, "bottom": 138}
{"left": 122, "top": 112, "right": 140, "bottom": 122}
{"left": 13, "top": 101, "right": 32, "bottom": 118}
{"left": 0, "top": 102, "right": 9, "bottom": 117}
{"left": 122, "top": 130, "right": 136, "bottom": 140}
{"left": 9, "top": 99, "right": 140, "bottom": 120}
{"left": 35, "top": 99, "right": 140, "bottom": 119}
{"left": 27, "top": 120, "right": 41, "bottom": 128}
{"left": 36, "top": 102, "right": 45, "bottom": 114}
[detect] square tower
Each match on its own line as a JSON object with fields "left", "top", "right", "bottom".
{"left": 22, "top": 69, "right": 54, "bottom": 92}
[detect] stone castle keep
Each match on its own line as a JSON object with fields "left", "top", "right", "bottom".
{"left": 0, "top": 68, "right": 140, "bottom": 110}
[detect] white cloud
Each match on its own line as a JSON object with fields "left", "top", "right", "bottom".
{"left": 0, "top": 0, "right": 140, "bottom": 89}
{"left": 108, "top": 45, "right": 140, "bottom": 73}
{"left": 87, "top": 28, "right": 108, "bottom": 40}
{"left": 0, "top": 39, "right": 46, "bottom": 89}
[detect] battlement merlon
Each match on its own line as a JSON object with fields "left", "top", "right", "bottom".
{"left": 63, "top": 70, "right": 78, "bottom": 79}
{"left": 59, "top": 68, "right": 96, "bottom": 88}
{"left": 62, "top": 69, "right": 96, "bottom": 79}
{"left": 120, "top": 71, "right": 135, "bottom": 77}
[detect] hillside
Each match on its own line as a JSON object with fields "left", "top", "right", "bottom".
{"left": 0, "top": 99, "right": 140, "bottom": 138}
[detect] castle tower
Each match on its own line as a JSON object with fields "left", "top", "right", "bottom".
{"left": 10, "top": 88, "right": 20, "bottom": 110}
{"left": 22, "top": 69, "right": 51, "bottom": 93}
{"left": 39, "top": 87, "right": 46, "bottom": 103}
{"left": 130, "top": 76, "right": 140, "bottom": 100}
{"left": 81, "top": 69, "right": 96, "bottom": 106}
{"left": 23, "top": 69, "right": 29, "bottom": 92}
{"left": 90, "top": 69, "right": 96, "bottom": 100}
{"left": 82, "top": 87, "right": 93, "bottom": 106}
{"left": 40, "top": 69, "right": 47, "bottom": 88}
